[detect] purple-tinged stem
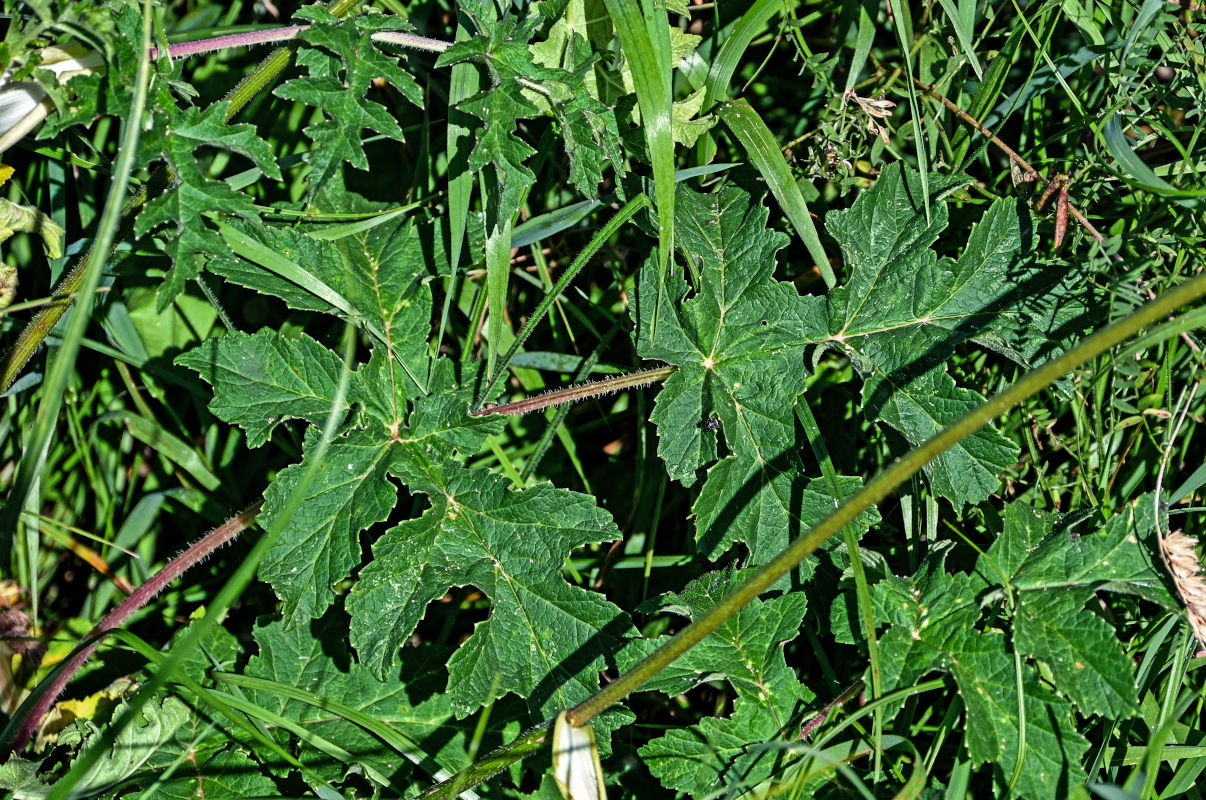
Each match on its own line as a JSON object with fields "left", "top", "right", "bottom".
{"left": 151, "top": 25, "right": 451, "bottom": 61}
{"left": 470, "top": 366, "right": 676, "bottom": 417}
{"left": 5, "top": 503, "right": 261, "bottom": 754}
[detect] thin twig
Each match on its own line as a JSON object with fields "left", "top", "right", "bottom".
{"left": 912, "top": 78, "right": 1108, "bottom": 246}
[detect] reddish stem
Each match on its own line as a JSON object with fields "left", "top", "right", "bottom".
{"left": 150, "top": 25, "right": 450, "bottom": 61}
{"left": 470, "top": 367, "right": 676, "bottom": 417}
{"left": 4, "top": 503, "right": 261, "bottom": 755}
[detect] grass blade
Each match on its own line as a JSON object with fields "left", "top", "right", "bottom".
{"left": 0, "top": 2, "right": 154, "bottom": 578}
{"left": 719, "top": 100, "right": 833, "bottom": 287}
{"left": 697, "top": 0, "right": 784, "bottom": 164}
{"left": 603, "top": 0, "right": 674, "bottom": 330}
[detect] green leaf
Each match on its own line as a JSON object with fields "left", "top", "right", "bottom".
{"left": 174, "top": 328, "right": 351, "bottom": 449}
{"left": 642, "top": 566, "right": 809, "bottom": 703}
{"left": 625, "top": 567, "right": 815, "bottom": 794}
{"left": 825, "top": 163, "right": 1091, "bottom": 507}
{"left": 603, "top": 0, "right": 675, "bottom": 295}
{"left": 135, "top": 102, "right": 279, "bottom": 308}
{"left": 435, "top": 2, "right": 553, "bottom": 226}
{"left": 973, "top": 498, "right": 1173, "bottom": 717}
{"left": 257, "top": 427, "right": 397, "bottom": 628}
{"left": 718, "top": 99, "right": 832, "bottom": 286}
{"left": 124, "top": 286, "right": 218, "bottom": 359}
{"left": 349, "top": 449, "right": 633, "bottom": 718}
{"left": 1102, "top": 112, "right": 1206, "bottom": 208}
{"left": 243, "top": 616, "right": 476, "bottom": 786}
{"left": 274, "top": 7, "right": 422, "bottom": 192}
{"left": 694, "top": 459, "right": 878, "bottom": 566}
{"left": 634, "top": 183, "right": 827, "bottom": 486}
{"left": 530, "top": 25, "right": 626, "bottom": 195}
{"left": 872, "top": 548, "right": 1091, "bottom": 800}
{"left": 639, "top": 688, "right": 811, "bottom": 796}
{"left": 211, "top": 215, "right": 434, "bottom": 406}
{"left": 2, "top": 697, "right": 190, "bottom": 798}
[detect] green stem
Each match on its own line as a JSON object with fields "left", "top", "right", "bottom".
{"left": 0, "top": 168, "right": 172, "bottom": 394}
{"left": 794, "top": 400, "right": 884, "bottom": 772}
{"left": 470, "top": 366, "right": 675, "bottom": 417}
{"left": 474, "top": 194, "right": 652, "bottom": 411}
{"left": 419, "top": 268, "right": 1206, "bottom": 799}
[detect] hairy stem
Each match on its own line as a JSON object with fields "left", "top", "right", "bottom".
{"left": 473, "top": 194, "right": 651, "bottom": 411}
{"left": 152, "top": 25, "right": 451, "bottom": 61}
{"left": 1, "top": 504, "right": 261, "bottom": 755}
{"left": 469, "top": 366, "right": 676, "bottom": 417}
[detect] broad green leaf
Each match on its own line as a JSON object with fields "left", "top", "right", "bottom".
{"left": 872, "top": 548, "right": 1091, "bottom": 800}
{"left": 530, "top": 26, "right": 626, "bottom": 195}
{"left": 124, "top": 286, "right": 218, "bottom": 359}
{"left": 209, "top": 215, "right": 434, "bottom": 405}
{"left": 435, "top": 1, "right": 554, "bottom": 226}
{"left": 972, "top": 497, "right": 1173, "bottom": 717}
{"left": 944, "top": 626, "right": 1090, "bottom": 799}
{"left": 349, "top": 447, "right": 633, "bottom": 718}
{"left": 694, "top": 459, "right": 878, "bottom": 566}
{"left": 634, "top": 184, "right": 827, "bottom": 486}
{"left": 639, "top": 566, "right": 810, "bottom": 705}
{"left": 257, "top": 427, "right": 397, "bottom": 628}
{"left": 135, "top": 102, "right": 279, "bottom": 308}
{"left": 274, "top": 7, "right": 422, "bottom": 192}
{"left": 0, "top": 697, "right": 191, "bottom": 799}
{"left": 626, "top": 567, "right": 815, "bottom": 795}
{"left": 174, "top": 328, "right": 350, "bottom": 448}
{"left": 133, "top": 747, "right": 279, "bottom": 800}
{"left": 243, "top": 616, "right": 476, "bottom": 786}
{"left": 825, "top": 162, "right": 1092, "bottom": 507}
{"left": 639, "top": 688, "right": 811, "bottom": 796}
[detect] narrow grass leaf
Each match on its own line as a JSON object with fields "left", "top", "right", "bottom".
{"left": 512, "top": 199, "right": 603, "bottom": 250}
{"left": 885, "top": 0, "right": 930, "bottom": 222}
{"left": 109, "top": 410, "right": 220, "bottom": 491}
{"left": 697, "top": 0, "right": 783, "bottom": 163}
{"left": 485, "top": 220, "right": 514, "bottom": 378}
{"left": 603, "top": 0, "right": 674, "bottom": 317}
{"left": 1103, "top": 113, "right": 1206, "bottom": 208}
{"left": 718, "top": 100, "right": 833, "bottom": 287}
{"left": 935, "top": 0, "right": 983, "bottom": 78}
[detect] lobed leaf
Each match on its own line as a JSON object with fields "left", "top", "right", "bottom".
{"left": 825, "top": 162, "right": 1093, "bottom": 507}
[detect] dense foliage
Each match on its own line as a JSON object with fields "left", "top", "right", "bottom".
{"left": 0, "top": 0, "right": 1203, "bottom": 798}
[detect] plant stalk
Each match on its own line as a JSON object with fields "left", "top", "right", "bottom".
{"left": 469, "top": 366, "right": 676, "bottom": 417}
{"left": 151, "top": 25, "right": 451, "bottom": 61}
{"left": 0, "top": 503, "right": 261, "bottom": 755}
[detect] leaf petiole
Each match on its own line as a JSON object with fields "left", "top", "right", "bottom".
{"left": 470, "top": 366, "right": 675, "bottom": 417}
